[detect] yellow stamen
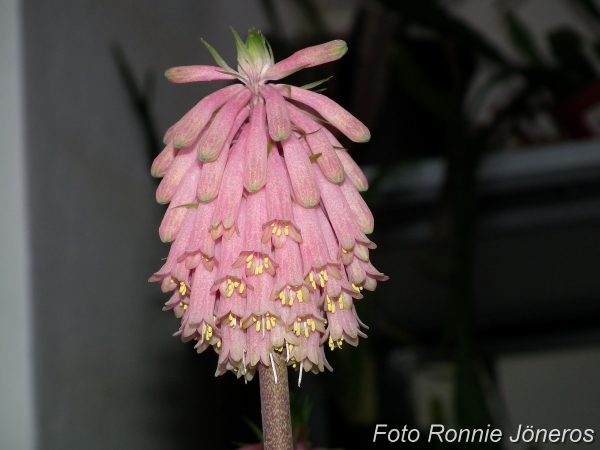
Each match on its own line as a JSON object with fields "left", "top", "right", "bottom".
{"left": 217, "top": 340, "right": 221, "bottom": 348}
{"left": 256, "top": 320, "right": 261, "bottom": 332}
{"left": 246, "top": 254, "right": 253, "bottom": 262}
{"left": 183, "top": 304, "right": 188, "bottom": 310}
{"left": 239, "top": 283, "right": 245, "bottom": 294}
{"left": 297, "top": 290, "right": 303, "bottom": 302}
{"left": 277, "top": 228, "right": 282, "bottom": 236}
{"left": 304, "top": 326, "right": 309, "bottom": 338}
{"left": 284, "top": 225, "right": 289, "bottom": 236}
{"left": 266, "top": 319, "right": 271, "bottom": 331}
{"left": 247, "top": 261, "right": 252, "bottom": 269}
{"left": 179, "top": 282, "right": 187, "bottom": 295}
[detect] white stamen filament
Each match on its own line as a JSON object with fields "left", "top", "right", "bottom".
{"left": 286, "top": 343, "right": 290, "bottom": 362}
{"left": 269, "top": 353, "right": 278, "bottom": 384}
{"left": 298, "top": 365, "right": 303, "bottom": 387}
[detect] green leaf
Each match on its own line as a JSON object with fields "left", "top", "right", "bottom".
{"left": 332, "top": 145, "right": 347, "bottom": 150}
{"left": 173, "top": 203, "right": 198, "bottom": 209}
{"left": 201, "top": 39, "right": 234, "bottom": 72}
{"left": 504, "top": 11, "right": 544, "bottom": 65}
{"left": 309, "top": 153, "right": 322, "bottom": 162}
{"left": 313, "top": 88, "right": 327, "bottom": 93}
{"left": 300, "top": 76, "right": 333, "bottom": 90}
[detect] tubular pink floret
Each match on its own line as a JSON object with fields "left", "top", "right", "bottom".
{"left": 282, "top": 133, "right": 320, "bottom": 207}
{"left": 264, "top": 40, "right": 347, "bottom": 81}
{"left": 244, "top": 100, "right": 269, "bottom": 192}
{"left": 287, "top": 104, "right": 344, "bottom": 183}
{"left": 322, "top": 128, "right": 370, "bottom": 191}
{"left": 312, "top": 164, "right": 367, "bottom": 252}
{"left": 185, "top": 199, "right": 218, "bottom": 266}
{"left": 263, "top": 149, "right": 301, "bottom": 248}
{"left": 259, "top": 84, "right": 291, "bottom": 141}
{"left": 151, "top": 142, "right": 178, "bottom": 178}
{"left": 339, "top": 178, "right": 374, "bottom": 234}
{"left": 198, "top": 88, "right": 252, "bottom": 162}
{"left": 173, "top": 84, "right": 244, "bottom": 148}
{"left": 211, "top": 127, "right": 249, "bottom": 237}
{"left": 280, "top": 85, "right": 371, "bottom": 143}
{"left": 156, "top": 143, "right": 200, "bottom": 204}
{"left": 159, "top": 164, "right": 201, "bottom": 242}
{"left": 337, "top": 149, "right": 369, "bottom": 192}
{"left": 165, "top": 65, "right": 237, "bottom": 83}
{"left": 180, "top": 262, "right": 219, "bottom": 345}
{"left": 197, "top": 106, "right": 249, "bottom": 202}
{"left": 291, "top": 202, "right": 330, "bottom": 273}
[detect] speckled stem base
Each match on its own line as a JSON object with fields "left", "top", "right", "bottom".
{"left": 258, "top": 352, "right": 293, "bottom": 450}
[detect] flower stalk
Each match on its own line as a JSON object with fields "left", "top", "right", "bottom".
{"left": 258, "top": 352, "right": 293, "bottom": 450}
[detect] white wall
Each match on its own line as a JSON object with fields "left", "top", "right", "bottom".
{"left": 0, "top": 0, "right": 36, "bottom": 448}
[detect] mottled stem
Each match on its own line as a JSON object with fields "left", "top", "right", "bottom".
{"left": 258, "top": 352, "right": 293, "bottom": 450}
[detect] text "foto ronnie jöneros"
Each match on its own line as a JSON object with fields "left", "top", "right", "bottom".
{"left": 373, "top": 424, "right": 595, "bottom": 444}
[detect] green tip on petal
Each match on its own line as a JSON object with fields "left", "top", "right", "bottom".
{"left": 173, "top": 203, "right": 199, "bottom": 209}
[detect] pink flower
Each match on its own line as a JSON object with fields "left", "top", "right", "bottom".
{"left": 150, "top": 29, "right": 387, "bottom": 384}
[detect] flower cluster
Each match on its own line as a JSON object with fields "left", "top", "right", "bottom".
{"left": 150, "top": 29, "right": 387, "bottom": 384}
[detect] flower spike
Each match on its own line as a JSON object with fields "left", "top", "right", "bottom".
{"left": 150, "top": 28, "right": 385, "bottom": 380}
